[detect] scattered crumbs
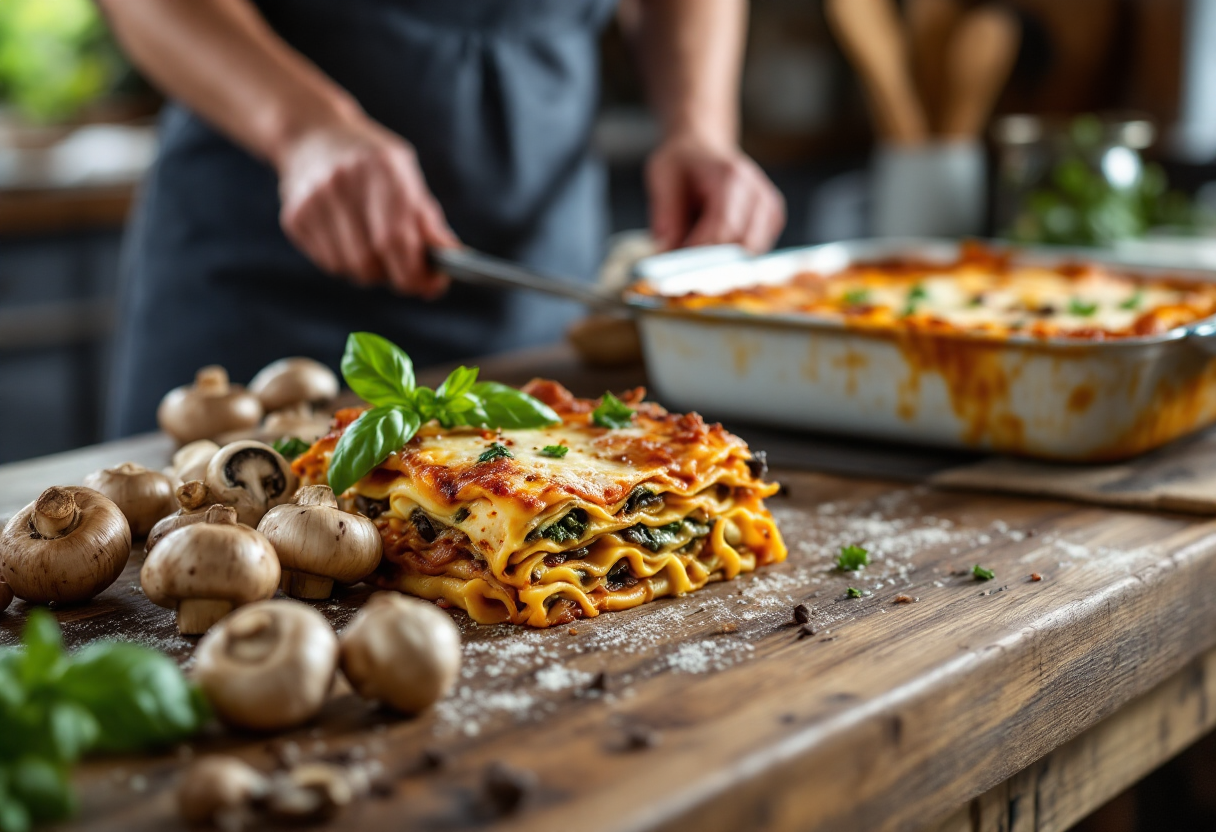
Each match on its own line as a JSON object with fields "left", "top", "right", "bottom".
{"left": 892, "top": 595, "right": 915, "bottom": 604}
{"left": 535, "top": 664, "right": 593, "bottom": 692}
{"left": 567, "top": 628, "right": 579, "bottom": 636}
{"left": 793, "top": 603, "right": 810, "bottom": 624}
{"left": 1030, "top": 573, "right": 1043, "bottom": 582}
{"left": 716, "top": 622, "right": 739, "bottom": 635}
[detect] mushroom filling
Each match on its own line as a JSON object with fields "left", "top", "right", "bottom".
{"left": 745, "top": 451, "right": 769, "bottom": 480}
{"left": 410, "top": 509, "right": 438, "bottom": 544}
{"left": 621, "top": 486, "right": 663, "bottom": 516}
{"left": 605, "top": 561, "right": 640, "bottom": 592}
{"left": 223, "top": 448, "right": 287, "bottom": 503}
{"left": 354, "top": 496, "right": 389, "bottom": 519}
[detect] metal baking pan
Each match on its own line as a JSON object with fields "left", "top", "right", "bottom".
{"left": 624, "top": 239, "right": 1216, "bottom": 462}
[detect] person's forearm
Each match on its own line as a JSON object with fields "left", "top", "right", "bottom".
{"left": 633, "top": 0, "right": 747, "bottom": 147}
{"left": 98, "top": 0, "right": 361, "bottom": 168}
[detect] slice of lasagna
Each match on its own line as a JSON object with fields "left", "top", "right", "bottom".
{"left": 293, "top": 380, "right": 786, "bottom": 627}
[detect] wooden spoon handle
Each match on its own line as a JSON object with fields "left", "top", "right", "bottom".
{"left": 826, "top": 0, "right": 929, "bottom": 144}
{"left": 906, "top": 0, "right": 963, "bottom": 133}
{"left": 941, "top": 5, "right": 1021, "bottom": 139}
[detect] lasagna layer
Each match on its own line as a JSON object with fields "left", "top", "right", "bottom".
{"left": 294, "top": 380, "right": 786, "bottom": 627}
{"left": 633, "top": 243, "right": 1216, "bottom": 340}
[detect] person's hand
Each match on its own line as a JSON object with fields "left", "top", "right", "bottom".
{"left": 276, "top": 116, "right": 458, "bottom": 298}
{"left": 646, "top": 134, "right": 786, "bottom": 253}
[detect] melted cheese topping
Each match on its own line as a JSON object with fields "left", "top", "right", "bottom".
{"left": 635, "top": 244, "right": 1216, "bottom": 340}
{"left": 293, "top": 380, "right": 786, "bottom": 627}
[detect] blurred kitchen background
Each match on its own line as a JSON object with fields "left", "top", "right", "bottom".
{"left": 6, "top": 0, "right": 1216, "bottom": 471}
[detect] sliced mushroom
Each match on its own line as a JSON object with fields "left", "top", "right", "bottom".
{"left": 261, "top": 403, "right": 333, "bottom": 445}
{"left": 338, "top": 592, "right": 461, "bottom": 714}
{"left": 168, "top": 439, "right": 220, "bottom": 486}
{"left": 205, "top": 441, "right": 297, "bottom": 527}
{"left": 257, "top": 485, "right": 381, "bottom": 600}
{"left": 193, "top": 600, "right": 338, "bottom": 731}
{"left": 0, "top": 579, "right": 12, "bottom": 612}
{"left": 158, "top": 366, "right": 263, "bottom": 446}
{"left": 248, "top": 358, "right": 339, "bottom": 413}
{"left": 145, "top": 481, "right": 222, "bottom": 554}
{"left": 141, "top": 505, "right": 280, "bottom": 634}
{"left": 177, "top": 756, "right": 269, "bottom": 826}
{"left": 0, "top": 486, "right": 131, "bottom": 604}
{"left": 83, "top": 462, "right": 176, "bottom": 538}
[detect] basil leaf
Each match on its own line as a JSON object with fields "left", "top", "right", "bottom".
{"left": 846, "top": 587, "right": 863, "bottom": 598}
{"left": 328, "top": 406, "right": 420, "bottom": 496}
{"left": 463, "top": 382, "right": 559, "bottom": 429}
{"left": 341, "top": 332, "right": 415, "bottom": 406}
{"left": 436, "top": 365, "right": 479, "bottom": 402}
{"left": 972, "top": 564, "right": 996, "bottom": 581}
{"left": 540, "top": 445, "right": 568, "bottom": 458}
{"left": 271, "top": 436, "right": 311, "bottom": 461}
{"left": 9, "top": 758, "right": 73, "bottom": 824}
{"left": 0, "top": 786, "right": 32, "bottom": 832}
{"left": 45, "top": 703, "right": 97, "bottom": 764}
{"left": 1068, "top": 298, "right": 1098, "bottom": 317}
{"left": 592, "top": 392, "right": 634, "bottom": 429}
{"left": 58, "top": 643, "right": 208, "bottom": 752}
{"left": 477, "top": 443, "right": 513, "bottom": 463}
{"left": 19, "top": 611, "right": 63, "bottom": 687}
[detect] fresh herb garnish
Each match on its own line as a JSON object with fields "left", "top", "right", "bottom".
{"left": 837, "top": 544, "right": 870, "bottom": 571}
{"left": 908, "top": 284, "right": 928, "bottom": 301}
{"left": 846, "top": 587, "right": 863, "bottom": 598}
{"left": 328, "top": 333, "right": 560, "bottom": 495}
{"left": 843, "top": 288, "right": 870, "bottom": 306}
{"left": 0, "top": 612, "right": 207, "bottom": 829}
{"left": 592, "top": 392, "right": 634, "bottom": 430}
{"left": 1068, "top": 298, "right": 1098, "bottom": 317}
{"left": 478, "top": 443, "right": 513, "bottom": 463}
{"left": 271, "top": 436, "right": 311, "bottom": 461}
{"left": 973, "top": 564, "right": 996, "bottom": 581}
{"left": 1120, "top": 290, "right": 1144, "bottom": 310}
{"left": 540, "top": 445, "right": 569, "bottom": 458}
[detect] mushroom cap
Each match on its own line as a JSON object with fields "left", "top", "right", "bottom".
{"left": 158, "top": 366, "right": 263, "bottom": 445}
{"left": 248, "top": 358, "right": 339, "bottom": 413}
{"left": 0, "top": 486, "right": 131, "bottom": 604}
{"left": 257, "top": 486, "right": 382, "bottom": 585}
{"left": 193, "top": 600, "right": 338, "bottom": 732}
{"left": 177, "top": 756, "right": 269, "bottom": 825}
{"left": 338, "top": 592, "right": 461, "bottom": 713}
{"left": 83, "top": 462, "right": 176, "bottom": 538}
{"left": 144, "top": 481, "right": 223, "bottom": 554}
{"left": 205, "top": 440, "right": 298, "bottom": 527}
{"left": 140, "top": 507, "right": 280, "bottom": 610}
{"left": 169, "top": 439, "right": 221, "bottom": 486}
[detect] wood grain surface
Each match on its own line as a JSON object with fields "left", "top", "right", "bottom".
{"left": 3, "top": 346, "right": 1216, "bottom": 831}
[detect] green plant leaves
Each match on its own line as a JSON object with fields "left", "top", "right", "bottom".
{"left": 329, "top": 334, "right": 561, "bottom": 493}
{"left": 328, "top": 406, "right": 421, "bottom": 497}
{"left": 340, "top": 332, "right": 415, "bottom": 406}
{"left": 591, "top": 392, "right": 634, "bottom": 429}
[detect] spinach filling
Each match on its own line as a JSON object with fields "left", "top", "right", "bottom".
{"left": 623, "top": 486, "right": 663, "bottom": 515}
{"left": 527, "top": 508, "right": 589, "bottom": 544}
{"left": 621, "top": 517, "right": 712, "bottom": 553}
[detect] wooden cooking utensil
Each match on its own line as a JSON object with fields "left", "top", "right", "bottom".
{"left": 906, "top": 0, "right": 963, "bottom": 133}
{"left": 825, "top": 0, "right": 928, "bottom": 144}
{"left": 940, "top": 4, "right": 1022, "bottom": 139}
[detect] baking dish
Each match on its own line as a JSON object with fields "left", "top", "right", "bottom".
{"left": 624, "top": 239, "right": 1216, "bottom": 461}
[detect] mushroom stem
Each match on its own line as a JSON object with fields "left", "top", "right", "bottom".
{"left": 178, "top": 599, "right": 235, "bottom": 635}
{"left": 294, "top": 486, "right": 338, "bottom": 509}
{"left": 178, "top": 480, "right": 212, "bottom": 511}
{"left": 196, "top": 365, "right": 230, "bottom": 394}
{"left": 280, "top": 571, "right": 335, "bottom": 600}
{"left": 31, "top": 488, "right": 80, "bottom": 539}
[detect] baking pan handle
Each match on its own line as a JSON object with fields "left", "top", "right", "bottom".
{"left": 1184, "top": 320, "right": 1216, "bottom": 355}
{"left": 430, "top": 247, "right": 629, "bottom": 311}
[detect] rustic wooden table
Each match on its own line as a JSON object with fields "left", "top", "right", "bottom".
{"left": 3, "top": 344, "right": 1215, "bottom": 832}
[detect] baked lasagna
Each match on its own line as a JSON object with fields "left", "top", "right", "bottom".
{"left": 293, "top": 380, "right": 785, "bottom": 627}
{"left": 637, "top": 244, "right": 1216, "bottom": 340}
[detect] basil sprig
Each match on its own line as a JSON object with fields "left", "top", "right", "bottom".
{"left": 328, "top": 332, "right": 561, "bottom": 495}
{"left": 0, "top": 611, "right": 208, "bottom": 831}
{"left": 592, "top": 392, "right": 635, "bottom": 430}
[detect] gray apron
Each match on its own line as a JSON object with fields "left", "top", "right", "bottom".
{"left": 107, "top": 0, "right": 616, "bottom": 436}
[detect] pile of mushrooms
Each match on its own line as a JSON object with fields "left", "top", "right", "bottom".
{"left": 204, "top": 440, "right": 297, "bottom": 527}
{"left": 0, "top": 486, "right": 131, "bottom": 604}
{"left": 157, "top": 358, "right": 338, "bottom": 448}
{"left": 146, "top": 480, "right": 219, "bottom": 553}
